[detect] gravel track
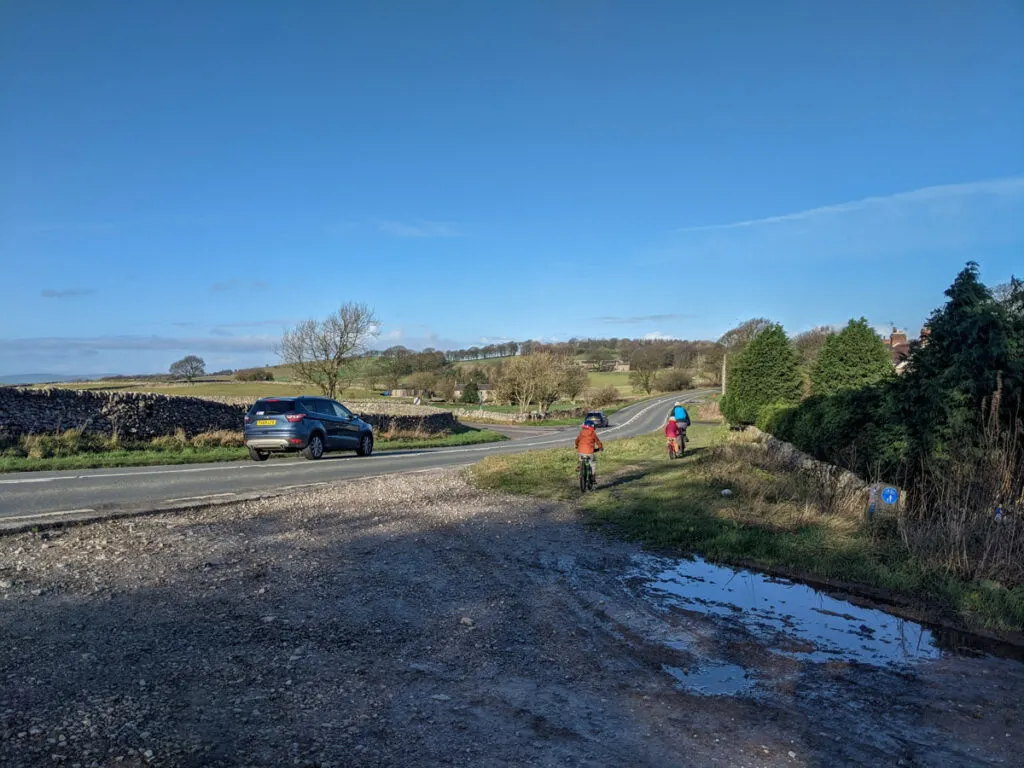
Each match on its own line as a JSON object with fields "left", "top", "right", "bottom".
{"left": 1, "top": 470, "right": 1021, "bottom": 767}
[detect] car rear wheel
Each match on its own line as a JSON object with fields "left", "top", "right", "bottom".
{"left": 302, "top": 434, "right": 325, "bottom": 460}
{"left": 248, "top": 447, "right": 269, "bottom": 462}
{"left": 356, "top": 434, "right": 373, "bottom": 457}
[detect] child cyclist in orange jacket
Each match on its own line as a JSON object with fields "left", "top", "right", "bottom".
{"left": 575, "top": 422, "right": 604, "bottom": 479}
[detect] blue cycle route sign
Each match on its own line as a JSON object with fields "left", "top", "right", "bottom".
{"left": 881, "top": 487, "right": 899, "bottom": 505}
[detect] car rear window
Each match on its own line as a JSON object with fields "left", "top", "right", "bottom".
{"left": 587, "top": 412, "right": 602, "bottom": 418}
{"left": 251, "top": 400, "right": 298, "bottom": 415}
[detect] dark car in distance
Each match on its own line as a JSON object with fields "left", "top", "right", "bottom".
{"left": 584, "top": 411, "right": 609, "bottom": 428}
{"left": 243, "top": 396, "right": 374, "bottom": 461}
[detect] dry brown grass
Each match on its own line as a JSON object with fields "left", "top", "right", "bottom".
{"left": 901, "top": 408, "right": 1024, "bottom": 585}
{"left": 374, "top": 426, "right": 446, "bottom": 441}
{"left": 702, "top": 437, "right": 866, "bottom": 537}
{"left": 692, "top": 398, "right": 723, "bottom": 422}
{"left": 150, "top": 429, "right": 190, "bottom": 451}
{"left": 190, "top": 430, "right": 245, "bottom": 448}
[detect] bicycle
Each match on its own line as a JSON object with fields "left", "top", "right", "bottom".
{"left": 667, "top": 437, "right": 679, "bottom": 460}
{"left": 577, "top": 454, "right": 596, "bottom": 493}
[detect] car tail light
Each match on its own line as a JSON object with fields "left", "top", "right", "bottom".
{"left": 286, "top": 413, "right": 305, "bottom": 423}
{"left": 244, "top": 415, "right": 251, "bottom": 424}
{"left": 289, "top": 438, "right": 302, "bottom": 444}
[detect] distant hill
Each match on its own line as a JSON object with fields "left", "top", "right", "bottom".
{"left": 0, "top": 373, "right": 115, "bottom": 386}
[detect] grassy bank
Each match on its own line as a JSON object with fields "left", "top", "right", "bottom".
{"left": 439, "top": 398, "right": 640, "bottom": 425}
{"left": 470, "top": 425, "right": 1024, "bottom": 632}
{"left": 0, "top": 426, "right": 505, "bottom": 473}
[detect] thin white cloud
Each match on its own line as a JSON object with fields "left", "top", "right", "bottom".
{"left": 658, "top": 176, "right": 1024, "bottom": 266}
{"left": 642, "top": 331, "right": 674, "bottom": 340}
{"left": 377, "top": 220, "right": 463, "bottom": 238}
{"left": 368, "top": 326, "right": 462, "bottom": 351}
{"left": 597, "top": 313, "right": 692, "bottom": 324}
{"left": 0, "top": 334, "right": 277, "bottom": 355}
{"left": 676, "top": 177, "right": 1024, "bottom": 233}
{"left": 212, "top": 319, "right": 294, "bottom": 329}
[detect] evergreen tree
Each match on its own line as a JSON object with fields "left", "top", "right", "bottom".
{"left": 810, "top": 318, "right": 893, "bottom": 396}
{"left": 459, "top": 381, "right": 481, "bottom": 404}
{"left": 900, "top": 262, "right": 1013, "bottom": 462}
{"left": 721, "top": 324, "right": 802, "bottom": 425}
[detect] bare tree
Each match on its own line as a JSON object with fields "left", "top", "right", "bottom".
{"left": 376, "top": 346, "right": 413, "bottom": 391}
{"left": 436, "top": 371, "right": 458, "bottom": 402}
{"left": 278, "top": 303, "right": 379, "bottom": 399}
{"left": 628, "top": 347, "right": 662, "bottom": 394}
{"left": 995, "top": 278, "right": 1022, "bottom": 309}
{"left": 559, "top": 362, "right": 589, "bottom": 404}
{"left": 718, "top": 317, "right": 772, "bottom": 352}
{"left": 169, "top": 355, "right": 205, "bottom": 384}
{"left": 793, "top": 325, "right": 833, "bottom": 367}
{"left": 495, "top": 353, "right": 561, "bottom": 414}
{"left": 406, "top": 371, "right": 438, "bottom": 398}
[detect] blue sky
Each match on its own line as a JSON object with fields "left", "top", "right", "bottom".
{"left": 1, "top": 1, "right": 1022, "bottom": 376}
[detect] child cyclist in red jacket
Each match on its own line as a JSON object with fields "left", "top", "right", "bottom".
{"left": 665, "top": 416, "right": 682, "bottom": 455}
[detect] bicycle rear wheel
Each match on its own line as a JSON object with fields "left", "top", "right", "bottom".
{"left": 579, "top": 462, "right": 588, "bottom": 493}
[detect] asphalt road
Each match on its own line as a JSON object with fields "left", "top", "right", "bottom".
{"left": 0, "top": 390, "right": 714, "bottom": 530}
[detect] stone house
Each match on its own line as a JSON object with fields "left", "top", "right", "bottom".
{"left": 883, "top": 328, "right": 919, "bottom": 374}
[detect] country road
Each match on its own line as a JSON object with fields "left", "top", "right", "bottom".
{"left": 0, "top": 390, "right": 713, "bottom": 529}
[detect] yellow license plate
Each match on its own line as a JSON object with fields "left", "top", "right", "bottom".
{"left": 256, "top": 419, "right": 276, "bottom": 426}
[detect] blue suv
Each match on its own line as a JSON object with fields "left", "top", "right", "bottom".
{"left": 243, "top": 396, "right": 374, "bottom": 461}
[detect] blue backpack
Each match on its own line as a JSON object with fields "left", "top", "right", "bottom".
{"left": 673, "top": 405, "right": 690, "bottom": 422}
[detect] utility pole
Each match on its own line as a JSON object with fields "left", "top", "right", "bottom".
{"left": 721, "top": 352, "right": 727, "bottom": 396}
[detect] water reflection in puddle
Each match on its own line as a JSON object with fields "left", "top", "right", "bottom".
{"left": 630, "top": 554, "right": 942, "bottom": 668}
{"left": 662, "top": 662, "right": 757, "bottom": 697}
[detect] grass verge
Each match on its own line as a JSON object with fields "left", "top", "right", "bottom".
{"left": 470, "top": 424, "right": 1024, "bottom": 633}
{"left": 0, "top": 427, "right": 506, "bottom": 473}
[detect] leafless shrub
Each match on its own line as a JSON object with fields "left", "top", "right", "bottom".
{"left": 900, "top": 404, "right": 1024, "bottom": 585}
{"left": 587, "top": 385, "right": 621, "bottom": 408}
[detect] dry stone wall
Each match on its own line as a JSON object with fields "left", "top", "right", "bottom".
{"left": 0, "top": 388, "right": 245, "bottom": 440}
{"left": 0, "top": 388, "right": 458, "bottom": 439}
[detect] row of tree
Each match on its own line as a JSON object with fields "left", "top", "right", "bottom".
{"left": 720, "top": 317, "right": 893, "bottom": 425}
{"left": 721, "top": 262, "right": 1023, "bottom": 521}
{"left": 444, "top": 342, "right": 519, "bottom": 361}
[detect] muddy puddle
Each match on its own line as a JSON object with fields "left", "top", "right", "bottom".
{"left": 626, "top": 554, "right": 1022, "bottom": 698}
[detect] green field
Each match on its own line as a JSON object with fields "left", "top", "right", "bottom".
{"left": 37, "top": 366, "right": 631, "bottom": 403}
{"left": 470, "top": 426, "right": 1024, "bottom": 633}
{"left": 451, "top": 357, "right": 509, "bottom": 369}
{"left": 43, "top": 378, "right": 382, "bottom": 401}
{"left": 586, "top": 371, "right": 632, "bottom": 392}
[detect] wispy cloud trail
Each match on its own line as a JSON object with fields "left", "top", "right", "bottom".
{"left": 676, "top": 177, "right": 1024, "bottom": 234}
